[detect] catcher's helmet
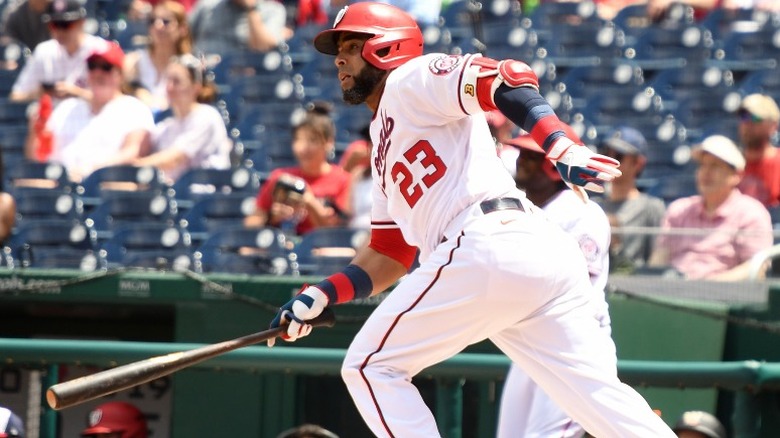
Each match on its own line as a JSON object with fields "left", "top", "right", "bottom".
{"left": 313, "top": 2, "right": 423, "bottom": 70}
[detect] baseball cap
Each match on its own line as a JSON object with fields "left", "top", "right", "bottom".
{"left": 672, "top": 411, "right": 727, "bottom": 438}
{"left": 42, "top": 0, "right": 87, "bottom": 23}
{"left": 0, "top": 406, "right": 25, "bottom": 438}
{"left": 692, "top": 134, "right": 745, "bottom": 171}
{"left": 739, "top": 93, "right": 780, "bottom": 122}
{"left": 600, "top": 126, "right": 647, "bottom": 156}
{"left": 81, "top": 402, "right": 147, "bottom": 438}
{"left": 86, "top": 42, "right": 125, "bottom": 70}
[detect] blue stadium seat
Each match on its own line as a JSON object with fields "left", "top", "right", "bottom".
{"left": 6, "top": 160, "right": 72, "bottom": 191}
{"left": 194, "top": 226, "right": 295, "bottom": 275}
{"left": 79, "top": 164, "right": 168, "bottom": 206}
{"left": 171, "top": 166, "right": 261, "bottom": 209}
{"left": 14, "top": 190, "right": 83, "bottom": 223}
{"left": 738, "top": 67, "right": 780, "bottom": 97}
{"left": 101, "top": 222, "right": 192, "bottom": 271}
{"left": 86, "top": 190, "right": 178, "bottom": 240}
{"left": 179, "top": 192, "right": 258, "bottom": 244}
{"left": 293, "top": 227, "right": 369, "bottom": 276}
{"left": 630, "top": 25, "right": 714, "bottom": 64}
{"left": 560, "top": 61, "right": 646, "bottom": 100}
{"left": 7, "top": 218, "right": 100, "bottom": 269}
{"left": 648, "top": 64, "right": 736, "bottom": 106}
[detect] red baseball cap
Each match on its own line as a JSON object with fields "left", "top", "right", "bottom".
{"left": 81, "top": 402, "right": 147, "bottom": 438}
{"left": 87, "top": 41, "right": 125, "bottom": 70}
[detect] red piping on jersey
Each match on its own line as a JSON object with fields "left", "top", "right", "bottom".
{"left": 357, "top": 231, "right": 465, "bottom": 438}
{"left": 456, "top": 54, "right": 474, "bottom": 115}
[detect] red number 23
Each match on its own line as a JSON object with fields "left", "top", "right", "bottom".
{"left": 391, "top": 140, "right": 447, "bottom": 208}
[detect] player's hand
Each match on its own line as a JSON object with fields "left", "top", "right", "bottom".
{"left": 268, "top": 285, "right": 329, "bottom": 347}
{"left": 546, "top": 137, "right": 621, "bottom": 193}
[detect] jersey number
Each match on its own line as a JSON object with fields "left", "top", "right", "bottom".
{"left": 391, "top": 140, "right": 447, "bottom": 208}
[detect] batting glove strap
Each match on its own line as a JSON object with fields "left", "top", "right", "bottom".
{"left": 547, "top": 138, "right": 622, "bottom": 193}
{"left": 316, "top": 264, "right": 374, "bottom": 304}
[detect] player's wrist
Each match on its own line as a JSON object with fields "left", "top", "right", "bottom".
{"left": 316, "top": 264, "right": 374, "bottom": 304}
{"left": 546, "top": 137, "right": 576, "bottom": 161}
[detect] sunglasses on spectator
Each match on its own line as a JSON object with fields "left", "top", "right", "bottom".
{"left": 599, "top": 149, "right": 625, "bottom": 161}
{"left": 739, "top": 110, "right": 763, "bottom": 123}
{"left": 148, "top": 17, "right": 174, "bottom": 27}
{"left": 87, "top": 61, "right": 115, "bottom": 72}
{"left": 49, "top": 20, "right": 75, "bottom": 30}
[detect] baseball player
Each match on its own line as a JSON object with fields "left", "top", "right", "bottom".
{"left": 497, "top": 131, "right": 612, "bottom": 438}
{"left": 268, "top": 3, "right": 676, "bottom": 437}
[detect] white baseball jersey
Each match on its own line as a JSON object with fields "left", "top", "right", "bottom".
{"left": 11, "top": 35, "right": 107, "bottom": 97}
{"left": 343, "top": 53, "right": 675, "bottom": 438}
{"left": 370, "top": 54, "right": 521, "bottom": 262}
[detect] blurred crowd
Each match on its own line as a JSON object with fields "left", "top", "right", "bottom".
{"left": 0, "top": 0, "right": 777, "bottom": 281}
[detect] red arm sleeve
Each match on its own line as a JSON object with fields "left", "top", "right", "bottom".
{"left": 369, "top": 227, "right": 417, "bottom": 270}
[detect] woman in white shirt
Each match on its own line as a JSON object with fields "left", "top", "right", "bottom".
{"left": 133, "top": 54, "right": 232, "bottom": 183}
{"left": 123, "top": 1, "right": 192, "bottom": 115}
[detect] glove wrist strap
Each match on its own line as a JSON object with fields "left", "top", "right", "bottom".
{"left": 316, "top": 264, "right": 374, "bottom": 304}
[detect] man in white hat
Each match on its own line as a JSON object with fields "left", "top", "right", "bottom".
{"left": 736, "top": 93, "right": 780, "bottom": 208}
{"left": 649, "top": 135, "right": 773, "bottom": 280}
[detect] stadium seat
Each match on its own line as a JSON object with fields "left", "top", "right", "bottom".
{"left": 630, "top": 24, "right": 714, "bottom": 64}
{"left": 560, "top": 61, "right": 646, "bottom": 100}
{"left": 101, "top": 222, "right": 193, "bottom": 271}
{"left": 7, "top": 218, "right": 100, "bottom": 270}
{"left": 738, "top": 67, "right": 780, "bottom": 97}
{"left": 0, "top": 125, "right": 29, "bottom": 172}
{"left": 171, "top": 166, "right": 261, "bottom": 209}
{"left": 294, "top": 227, "right": 369, "bottom": 275}
{"left": 179, "top": 192, "right": 258, "bottom": 245}
{"left": 194, "top": 226, "right": 295, "bottom": 275}
{"left": 6, "top": 160, "right": 72, "bottom": 193}
{"left": 648, "top": 64, "right": 736, "bottom": 106}
{"left": 78, "top": 164, "right": 168, "bottom": 205}
{"left": 86, "top": 190, "right": 178, "bottom": 240}
{"left": 14, "top": 190, "right": 83, "bottom": 223}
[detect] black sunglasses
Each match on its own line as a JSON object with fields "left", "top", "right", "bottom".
{"left": 148, "top": 17, "right": 174, "bottom": 27}
{"left": 49, "top": 20, "right": 75, "bottom": 30}
{"left": 87, "top": 61, "right": 114, "bottom": 72}
{"left": 738, "top": 109, "right": 763, "bottom": 123}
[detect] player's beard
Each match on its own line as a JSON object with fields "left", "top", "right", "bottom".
{"left": 343, "top": 63, "right": 385, "bottom": 105}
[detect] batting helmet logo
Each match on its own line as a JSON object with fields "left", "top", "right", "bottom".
{"left": 313, "top": 2, "right": 424, "bottom": 70}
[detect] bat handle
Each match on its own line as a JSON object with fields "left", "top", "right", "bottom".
{"left": 307, "top": 307, "right": 336, "bottom": 328}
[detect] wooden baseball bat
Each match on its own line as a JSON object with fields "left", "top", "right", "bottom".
{"left": 46, "top": 309, "right": 336, "bottom": 410}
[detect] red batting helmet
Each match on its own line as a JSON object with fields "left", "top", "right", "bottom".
{"left": 313, "top": 2, "right": 424, "bottom": 70}
{"left": 81, "top": 402, "right": 147, "bottom": 438}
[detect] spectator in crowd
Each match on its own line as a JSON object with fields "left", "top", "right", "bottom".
{"left": 132, "top": 54, "right": 232, "bottom": 184}
{"left": 244, "top": 102, "right": 351, "bottom": 235}
{"left": 276, "top": 423, "right": 340, "bottom": 438}
{"left": 649, "top": 135, "right": 773, "bottom": 280}
{"left": 123, "top": 0, "right": 193, "bottom": 115}
{"left": 736, "top": 93, "right": 780, "bottom": 209}
{"left": 1, "top": 0, "right": 51, "bottom": 51}
{"left": 189, "top": 0, "right": 288, "bottom": 55}
{"left": 497, "top": 128, "right": 613, "bottom": 438}
{"left": 46, "top": 42, "right": 155, "bottom": 181}
{"left": 595, "top": 126, "right": 666, "bottom": 273}
{"left": 81, "top": 401, "right": 148, "bottom": 438}
{"left": 0, "top": 190, "right": 16, "bottom": 246}
{"left": 673, "top": 410, "right": 727, "bottom": 438}
{"left": 9, "top": 0, "right": 105, "bottom": 103}
{"left": 0, "top": 405, "right": 24, "bottom": 437}
{"left": 339, "top": 124, "right": 372, "bottom": 229}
